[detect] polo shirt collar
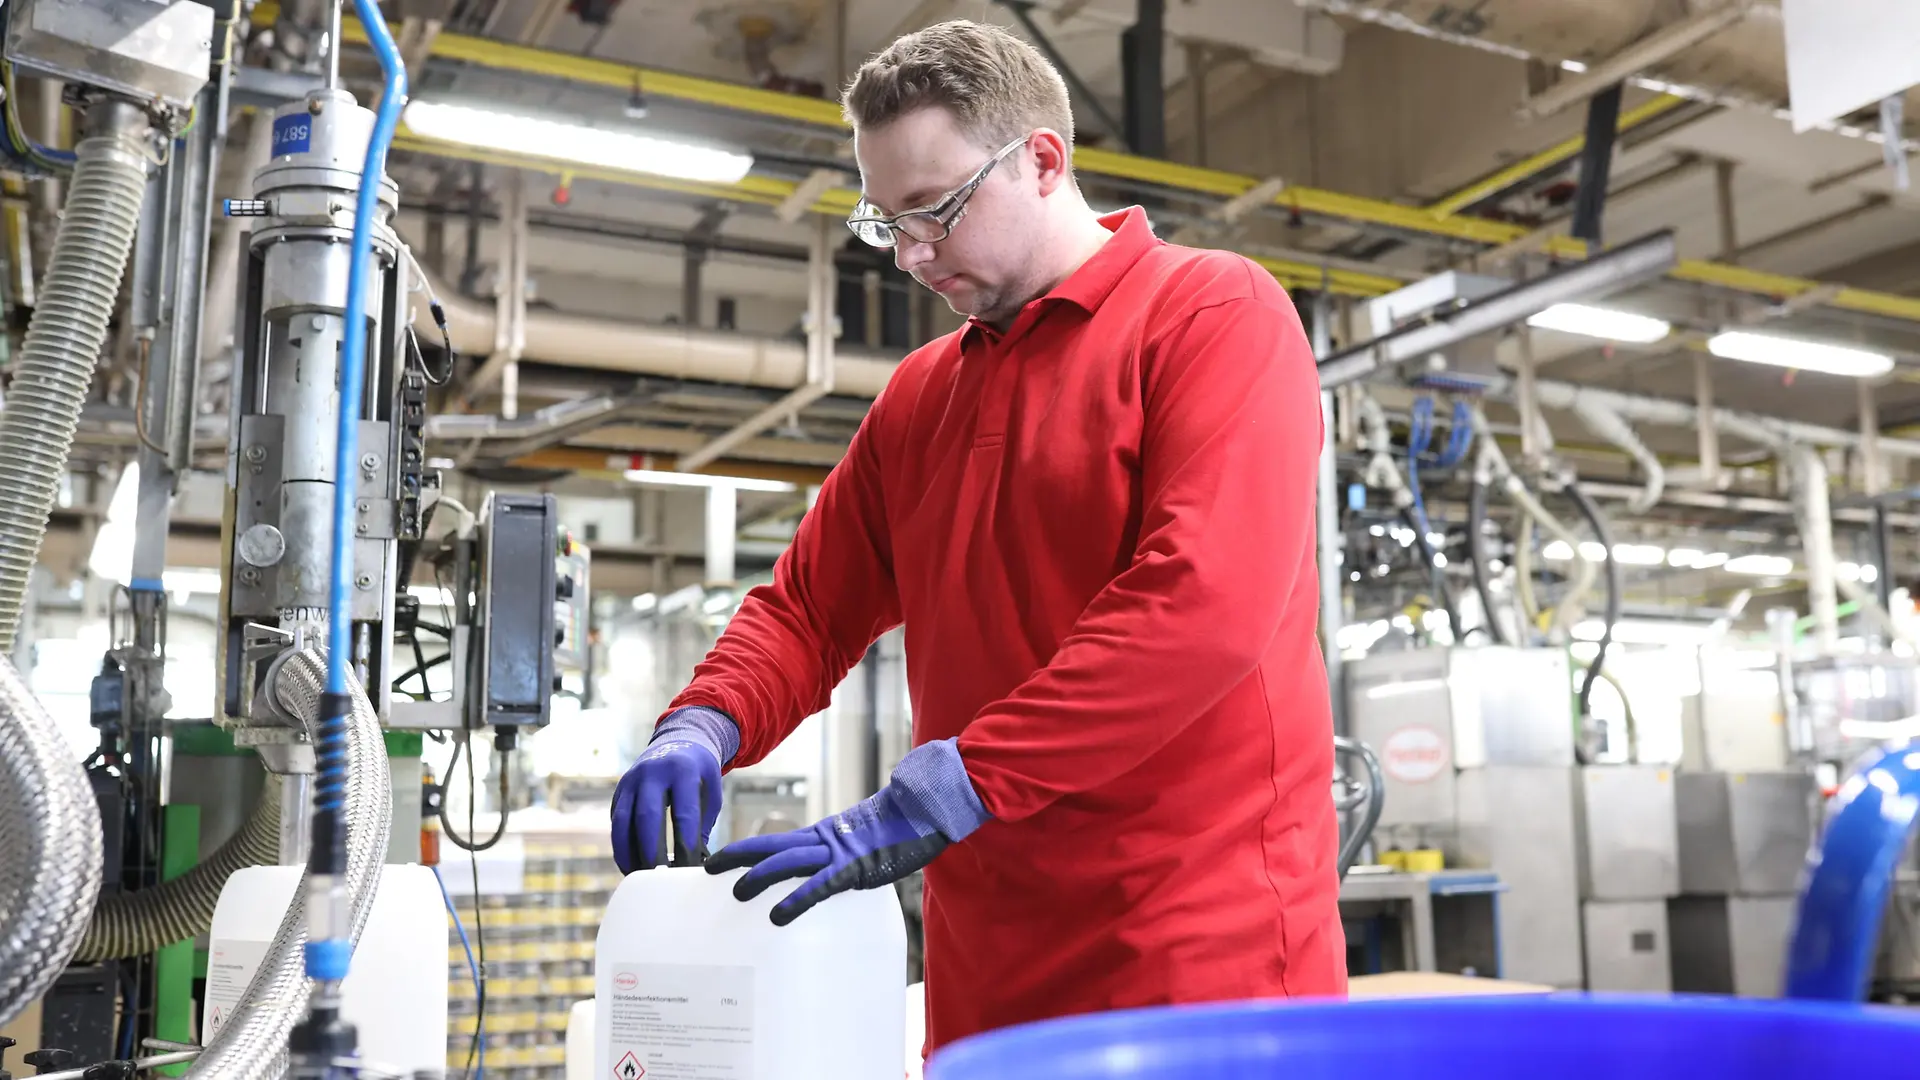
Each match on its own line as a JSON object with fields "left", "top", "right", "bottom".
{"left": 961, "top": 206, "right": 1157, "bottom": 348}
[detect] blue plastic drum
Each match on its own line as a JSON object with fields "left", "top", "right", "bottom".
{"left": 926, "top": 996, "right": 1920, "bottom": 1080}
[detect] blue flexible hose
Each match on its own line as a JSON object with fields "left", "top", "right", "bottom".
{"left": 305, "top": 0, "right": 406, "bottom": 985}
{"left": 1436, "top": 399, "right": 1473, "bottom": 469}
{"left": 1407, "top": 396, "right": 1435, "bottom": 538}
{"left": 327, "top": 0, "right": 408, "bottom": 699}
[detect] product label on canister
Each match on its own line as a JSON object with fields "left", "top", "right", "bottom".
{"left": 272, "top": 112, "right": 312, "bottom": 156}
{"left": 1382, "top": 724, "right": 1449, "bottom": 783}
{"left": 204, "top": 938, "right": 270, "bottom": 1040}
{"left": 608, "top": 962, "right": 753, "bottom": 1078}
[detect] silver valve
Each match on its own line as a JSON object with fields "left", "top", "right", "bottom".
{"left": 223, "top": 198, "right": 269, "bottom": 217}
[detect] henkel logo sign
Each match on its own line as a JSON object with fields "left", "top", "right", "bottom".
{"left": 614, "top": 972, "right": 638, "bottom": 990}
{"left": 1381, "top": 725, "right": 1449, "bottom": 783}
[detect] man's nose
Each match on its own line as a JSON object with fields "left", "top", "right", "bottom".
{"left": 894, "top": 236, "right": 934, "bottom": 273}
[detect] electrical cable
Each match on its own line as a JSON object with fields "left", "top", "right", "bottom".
{"left": 464, "top": 731, "right": 488, "bottom": 1080}
{"left": 1466, "top": 462, "right": 1508, "bottom": 646}
{"left": 1566, "top": 481, "right": 1619, "bottom": 721}
{"left": 1400, "top": 397, "right": 1461, "bottom": 639}
{"left": 438, "top": 735, "right": 510, "bottom": 852}
{"left": 1399, "top": 507, "right": 1461, "bottom": 641}
{"left": 406, "top": 324, "right": 452, "bottom": 387}
{"left": 433, "top": 865, "right": 484, "bottom": 1080}
{"left": 0, "top": 9, "right": 77, "bottom": 179}
{"left": 1575, "top": 664, "right": 1639, "bottom": 763}
{"left": 399, "top": 241, "right": 458, "bottom": 382}
{"left": 1513, "top": 509, "right": 1540, "bottom": 636}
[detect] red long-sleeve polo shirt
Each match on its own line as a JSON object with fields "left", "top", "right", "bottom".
{"left": 670, "top": 206, "right": 1345, "bottom": 1051}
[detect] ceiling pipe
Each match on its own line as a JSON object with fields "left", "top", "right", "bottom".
{"left": 1566, "top": 396, "right": 1665, "bottom": 512}
{"left": 1576, "top": 480, "right": 1920, "bottom": 528}
{"left": 1791, "top": 445, "right": 1840, "bottom": 652}
{"left": 412, "top": 263, "right": 899, "bottom": 398}
{"left": 1527, "top": 379, "right": 1920, "bottom": 459}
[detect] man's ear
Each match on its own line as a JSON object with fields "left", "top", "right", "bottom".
{"left": 1029, "top": 128, "right": 1072, "bottom": 196}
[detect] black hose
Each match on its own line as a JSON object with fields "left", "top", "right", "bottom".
{"left": 1400, "top": 507, "right": 1463, "bottom": 642}
{"left": 1466, "top": 469, "right": 1508, "bottom": 646}
{"left": 1566, "top": 482, "right": 1619, "bottom": 718}
{"left": 439, "top": 736, "right": 511, "bottom": 852}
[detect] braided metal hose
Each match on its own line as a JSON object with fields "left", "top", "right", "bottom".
{"left": 0, "top": 100, "right": 151, "bottom": 651}
{"left": 184, "top": 650, "right": 390, "bottom": 1080}
{"left": 0, "top": 651, "right": 103, "bottom": 1027}
{"left": 74, "top": 774, "right": 283, "bottom": 961}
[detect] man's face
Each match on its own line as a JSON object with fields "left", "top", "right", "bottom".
{"left": 853, "top": 108, "right": 1033, "bottom": 324}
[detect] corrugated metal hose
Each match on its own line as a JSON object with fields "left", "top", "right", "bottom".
{"left": 0, "top": 110, "right": 150, "bottom": 653}
{"left": 74, "top": 774, "right": 283, "bottom": 962}
{"left": 184, "top": 649, "right": 391, "bottom": 1080}
{"left": 0, "top": 650, "right": 104, "bottom": 1027}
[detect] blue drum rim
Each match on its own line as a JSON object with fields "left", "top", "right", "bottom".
{"left": 928, "top": 993, "right": 1920, "bottom": 1077}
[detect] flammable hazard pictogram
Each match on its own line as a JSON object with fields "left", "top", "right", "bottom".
{"left": 613, "top": 1050, "right": 646, "bottom": 1079}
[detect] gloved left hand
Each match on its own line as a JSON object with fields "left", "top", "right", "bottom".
{"left": 705, "top": 737, "right": 991, "bottom": 926}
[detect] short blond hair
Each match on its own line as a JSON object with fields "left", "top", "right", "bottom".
{"left": 842, "top": 20, "right": 1074, "bottom": 150}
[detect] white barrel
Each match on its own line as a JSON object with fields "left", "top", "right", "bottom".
{"left": 595, "top": 866, "right": 907, "bottom": 1080}
{"left": 208, "top": 864, "right": 449, "bottom": 1073}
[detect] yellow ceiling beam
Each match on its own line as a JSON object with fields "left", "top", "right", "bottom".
{"left": 1423, "top": 94, "right": 1692, "bottom": 219}
{"left": 270, "top": 2, "right": 1920, "bottom": 324}
{"left": 397, "top": 131, "right": 1395, "bottom": 295}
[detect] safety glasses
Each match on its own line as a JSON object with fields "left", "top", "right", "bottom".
{"left": 845, "top": 135, "right": 1029, "bottom": 249}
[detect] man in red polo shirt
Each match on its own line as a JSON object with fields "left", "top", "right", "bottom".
{"left": 611, "top": 17, "right": 1343, "bottom": 1052}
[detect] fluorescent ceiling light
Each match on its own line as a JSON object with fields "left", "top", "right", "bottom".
{"left": 1706, "top": 330, "right": 1894, "bottom": 378}
{"left": 624, "top": 468, "right": 795, "bottom": 493}
{"left": 1612, "top": 543, "right": 1667, "bottom": 566}
{"left": 1526, "top": 303, "right": 1671, "bottom": 344}
{"left": 1725, "top": 554, "right": 1794, "bottom": 577}
{"left": 1837, "top": 562, "right": 1881, "bottom": 584}
{"left": 631, "top": 592, "right": 658, "bottom": 612}
{"left": 1540, "top": 540, "right": 1616, "bottom": 562}
{"left": 1668, "top": 548, "right": 1731, "bottom": 570}
{"left": 404, "top": 100, "right": 755, "bottom": 185}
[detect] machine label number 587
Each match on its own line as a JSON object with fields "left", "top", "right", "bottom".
{"left": 273, "top": 114, "right": 312, "bottom": 156}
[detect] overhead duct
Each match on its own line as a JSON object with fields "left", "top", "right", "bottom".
{"left": 1565, "top": 396, "right": 1665, "bottom": 512}
{"left": 1791, "top": 445, "right": 1841, "bottom": 653}
{"left": 1527, "top": 380, "right": 1920, "bottom": 459}
{"left": 413, "top": 265, "right": 899, "bottom": 399}
{"left": 1316, "top": 230, "right": 1678, "bottom": 389}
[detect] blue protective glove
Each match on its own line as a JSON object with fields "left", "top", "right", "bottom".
{"left": 611, "top": 706, "right": 739, "bottom": 874}
{"left": 705, "top": 737, "right": 991, "bottom": 926}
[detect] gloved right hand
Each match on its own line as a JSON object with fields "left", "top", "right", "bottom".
{"left": 611, "top": 705, "right": 738, "bottom": 873}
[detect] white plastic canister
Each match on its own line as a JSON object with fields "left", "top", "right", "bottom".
{"left": 207, "top": 864, "right": 449, "bottom": 1073}
{"left": 595, "top": 866, "right": 907, "bottom": 1079}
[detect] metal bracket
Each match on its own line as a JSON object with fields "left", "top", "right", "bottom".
{"left": 775, "top": 168, "right": 846, "bottom": 224}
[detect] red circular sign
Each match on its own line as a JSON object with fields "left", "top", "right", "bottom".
{"left": 1381, "top": 725, "right": 1449, "bottom": 783}
{"left": 613, "top": 972, "right": 638, "bottom": 991}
